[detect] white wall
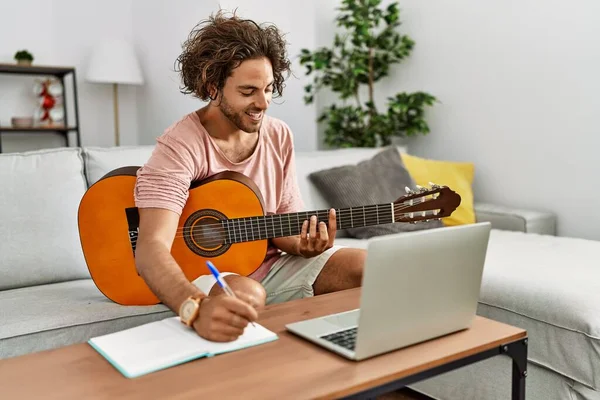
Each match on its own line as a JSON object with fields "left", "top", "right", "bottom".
{"left": 132, "top": 0, "right": 218, "bottom": 144}
{"left": 0, "top": 0, "right": 140, "bottom": 153}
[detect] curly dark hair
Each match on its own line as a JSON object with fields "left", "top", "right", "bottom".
{"left": 175, "top": 10, "right": 291, "bottom": 101}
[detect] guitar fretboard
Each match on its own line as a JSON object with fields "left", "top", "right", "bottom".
{"left": 222, "top": 204, "right": 394, "bottom": 244}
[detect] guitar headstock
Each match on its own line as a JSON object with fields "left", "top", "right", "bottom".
{"left": 393, "top": 182, "right": 461, "bottom": 223}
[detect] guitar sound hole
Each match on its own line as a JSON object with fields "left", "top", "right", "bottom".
{"left": 183, "top": 209, "right": 231, "bottom": 257}
{"left": 191, "top": 218, "right": 226, "bottom": 249}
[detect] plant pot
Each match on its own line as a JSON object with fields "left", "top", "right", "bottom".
{"left": 16, "top": 59, "right": 32, "bottom": 66}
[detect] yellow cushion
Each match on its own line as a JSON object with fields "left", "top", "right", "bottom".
{"left": 400, "top": 153, "right": 475, "bottom": 226}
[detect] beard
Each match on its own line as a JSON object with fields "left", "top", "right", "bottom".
{"left": 218, "top": 95, "right": 263, "bottom": 133}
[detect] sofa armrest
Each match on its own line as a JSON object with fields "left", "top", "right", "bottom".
{"left": 474, "top": 202, "right": 557, "bottom": 235}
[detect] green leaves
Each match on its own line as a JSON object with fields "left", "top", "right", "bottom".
{"left": 299, "top": 0, "right": 437, "bottom": 148}
{"left": 381, "top": 92, "right": 438, "bottom": 144}
{"left": 319, "top": 105, "right": 379, "bottom": 148}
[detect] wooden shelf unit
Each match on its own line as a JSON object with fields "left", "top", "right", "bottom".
{"left": 0, "top": 63, "right": 81, "bottom": 153}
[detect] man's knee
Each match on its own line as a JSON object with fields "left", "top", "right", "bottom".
{"left": 345, "top": 248, "right": 366, "bottom": 284}
{"left": 209, "top": 275, "right": 267, "bottom": 308}
{"left": 313, "top": 247, "right": 366, "bottom": 295}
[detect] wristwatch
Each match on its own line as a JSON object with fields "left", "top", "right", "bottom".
{"left": 179, "top": 293, "right": 206, "bottom": 327}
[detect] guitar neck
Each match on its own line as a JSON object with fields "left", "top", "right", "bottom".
{"left": 223, "top": 203, "right": 395, "bottom": 244}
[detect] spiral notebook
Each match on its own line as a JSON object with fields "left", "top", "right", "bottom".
{"left": 88, "top": 316, "right": 278, "bottom": 378}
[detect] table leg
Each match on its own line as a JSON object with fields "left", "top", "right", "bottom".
{"left": 502, "top": 338, "right": 528, "bottom": 400}
{"left": 341, "top": 337, "right": 528, "bottom": 400}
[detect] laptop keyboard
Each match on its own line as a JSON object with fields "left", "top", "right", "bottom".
{"left": 320, "top": 327, "right": 357, "bottom": 351}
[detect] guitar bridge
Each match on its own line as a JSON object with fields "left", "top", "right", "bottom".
{"left": 128, "top": 229, "right": 138, "bottom": 253}
{"left": 125, "top": 207, "right": 140, "bottom": 255}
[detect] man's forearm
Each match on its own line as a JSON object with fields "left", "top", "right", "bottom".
{"left": 135, "top": 239, "right": 203, "bottom": 314}
{"left": 271, "top": 235, "right": 302, "bottom": 256}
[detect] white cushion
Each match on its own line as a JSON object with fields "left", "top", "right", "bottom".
{"left": 479, "top": 229, "right": 600, "bottom": 391}
{"left": 295, "top": 146, "right": 407, "bottom": 212}
{"left": 0, "top": 148, "right": 89, "bottom": 290}
{"left": 83, "top": 145, "right": 154, "bottom": 186}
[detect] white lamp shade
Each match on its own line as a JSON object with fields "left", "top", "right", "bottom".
{"left": 86, "top": 39, "right": 144, "bottom": 85}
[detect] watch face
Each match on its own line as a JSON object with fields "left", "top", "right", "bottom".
{"left": 181, "top": 300, "right": 195, "bottom": 320}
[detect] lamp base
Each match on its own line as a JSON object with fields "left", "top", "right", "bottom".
{"left": 113, "top": 83, "right": 120, "bottom": 146}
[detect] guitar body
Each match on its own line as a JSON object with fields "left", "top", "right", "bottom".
{"left": 78, "top": 167, "right": 268, "bottom": 306}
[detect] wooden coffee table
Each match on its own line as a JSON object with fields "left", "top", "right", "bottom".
{"left": 0, "top": 288, "right": 527, "bottom": 399}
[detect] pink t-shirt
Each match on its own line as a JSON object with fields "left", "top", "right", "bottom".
{"left": 134, "top": 111, "right": 305, "bottom": 281}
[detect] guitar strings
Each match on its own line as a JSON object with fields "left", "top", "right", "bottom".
{"left": 170, "top": 198, "right": 431, "bottom": 236}
{"left": 169, "top": 202, "right": 423, "bottom": 238}
{"left": 168, "top": 203, "right": 433, "bottom": 244}
{"left": 129, "top": 210, "right": 399, "bottom": 248}
{"left": 132, "top": 211, "right": 440, "bottom": 248}
{"left": 152, "top": 201, "right": 438, "bottom": 247}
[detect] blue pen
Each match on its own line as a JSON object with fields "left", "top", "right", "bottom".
{"left": 206, "top": 261, "right": 257, "bottom": 327}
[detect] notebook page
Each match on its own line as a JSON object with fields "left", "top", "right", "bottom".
{"left": 89, "top": 318, "right": 207, "bottom": 378}
{"left": 162, "top": 318, "right": 278, "bottom": 355}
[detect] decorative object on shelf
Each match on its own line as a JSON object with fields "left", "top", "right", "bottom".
{"left": 14, "top": 50, "right": 34, "bottom": 66}
{"left": 11, "top": 117, "right": 34, "bottom": 129}
{"left": 85, "top": 38, "right": 144, "bottom": 146}
{"left": 33, "top": 79, "right": 65, "bottom": 127}
{"left": 299, "top": 0, "right": 437, "bottom": 148}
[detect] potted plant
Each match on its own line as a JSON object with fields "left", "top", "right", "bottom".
{"left": 299, "top": 0, "right": 437, "bottom": 148}
{"left": 14, "top": 50, "right": 34, "bottom": 66}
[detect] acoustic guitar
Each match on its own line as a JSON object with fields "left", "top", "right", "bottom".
{"left": 78, "top": 167, "right": 461, "bottom": 305}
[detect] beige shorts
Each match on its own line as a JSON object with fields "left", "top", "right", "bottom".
{"left": 192, "top": 245, "right": 345, "bottom": 305}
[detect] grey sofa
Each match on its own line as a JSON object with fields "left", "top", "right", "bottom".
{"left": 1, "top": 146, "right": 598, "bottom": 400}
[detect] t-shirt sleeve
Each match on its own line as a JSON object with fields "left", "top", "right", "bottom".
{"left": 134, "top": 135, "right": 196, "bottom": 216}
{"left": 277, "top": 126, "right": 305, "bottom": 214}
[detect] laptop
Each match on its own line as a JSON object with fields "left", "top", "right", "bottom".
{"left": 285, "top": 221, "right": 492, "bottom": 361}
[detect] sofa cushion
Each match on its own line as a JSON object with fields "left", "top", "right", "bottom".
{"left": 308, "top": 147, "right": 442, "bottom": 238}
{"left": 0, "top": 279, "right": 173, "bottom": 359}
{"left": 0, "top": 148, "right": 89, "bottom": 290}
{"left": 479, "top": 229, "right": 600, "bottom": 390}
{"left": 83, "top": 145, "right": 155, "bottom": 186}
{"left": 295, "top": 146, "right": 406, "bottom": 238}
{"left": 294, "top": 146, "right": 407, "bottom": 212}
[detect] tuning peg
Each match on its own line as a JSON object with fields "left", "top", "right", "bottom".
{"left": 405, "top": 186, "right": 414, "bottom": 194}
{"left": 428, "top": 181, "right": 441, "bottom": 189}
{"left": 416, "top": 185, "right": 428, "bottom": 193}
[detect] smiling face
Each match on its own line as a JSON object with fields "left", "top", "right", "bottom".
{"left": 214, "top": 57, "right": 274, "bottom": 133}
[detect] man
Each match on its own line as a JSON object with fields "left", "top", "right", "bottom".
{"left": 134, "top": 11, "right": 366, "bottom": 343}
